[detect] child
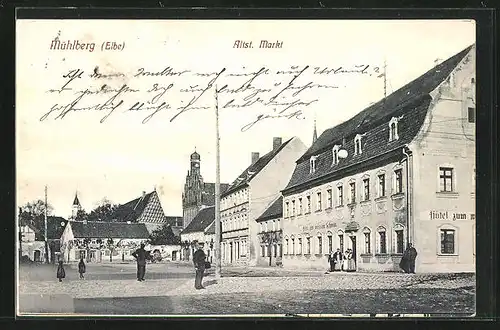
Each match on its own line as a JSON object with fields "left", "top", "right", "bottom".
{"left": 56, "top": 260, "right": 66, "bottom": 282}
{"left": 78, "top": 257, "right": 86, "bottom": 279}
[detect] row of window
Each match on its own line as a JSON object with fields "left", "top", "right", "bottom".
{"left": 222, "top": 239, "right": 248, "bottom": 261}
{"left": 222, "top": 214, "right": 249, "bottom": 232}
{"left": 261, "top": 244, "right": 282, "bottom": 258}
{"left": 283, "top": 226, "right": 407, "bottom": 256}
{"left": 259, "top": 219, "right": 281, "bottom": 233}
{"left": 310, "top": 116, "right": 403, "bottom": 174}
{"left": 221, "top": 188, "right": 249, "bottom": 209}
{"left": 285, "top": 169, "right": 404, "bottom": 217}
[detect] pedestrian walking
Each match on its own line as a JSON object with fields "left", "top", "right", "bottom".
{"left": 192, "top": 243, "right": 206, "bottom": 289}
{"left": 132, "top": 243, "right": 148, "bottom": 281}
{"left": 78, "top": 257, "right": 86, "bottom": 279}
{"left": 56, "top": 260, "right": 66, "bottom": 282}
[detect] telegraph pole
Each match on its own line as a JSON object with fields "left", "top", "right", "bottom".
{"left": 214, "top": 85, "right": 222, "bottom": 280}
{"left": 44, "top": 185, "right": 49, "bottom": 264}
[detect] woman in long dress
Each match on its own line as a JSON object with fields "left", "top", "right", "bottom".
{"left": 347, "top": 249, "right": 356, "bottom": 272}
{"left": 342, "top": 250, "right": 349, "bottom": 271}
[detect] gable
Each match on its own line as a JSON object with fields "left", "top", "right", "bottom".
{"left": 136, "top": 191, "right": 166, "bottom": 223}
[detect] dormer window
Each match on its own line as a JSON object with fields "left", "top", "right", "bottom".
{"left": 332, "top": 145, "right": 340, "bottom": 165}
{"left": 354, "top": 134, "right": 363, "bottom": 155}
{"left": 389, "top": 117, "right": 400, "bottom": 142}
{"left": 310, "top": 156, "right": 317, "bottom": 174}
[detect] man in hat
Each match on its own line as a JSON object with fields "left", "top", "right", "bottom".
{"left": 192, "top": 243, "right": 207, "bottom": 289}
{"left": 132, "top": 243, "right": 148, "bottom": 281}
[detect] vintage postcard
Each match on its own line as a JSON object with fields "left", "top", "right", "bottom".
{"left": 16, "top": 16, "right": 476, "bottom": 317}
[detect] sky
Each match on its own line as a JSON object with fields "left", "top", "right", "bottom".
{"left": 16, "top": 19, "right": 476, "bottom": 218}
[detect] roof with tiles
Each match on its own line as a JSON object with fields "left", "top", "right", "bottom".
{"left": 111, "top": 190, "right": 166, "bottom": 224}
{"left": 256, "top": 196, "right": 283, "bottom": 222}
{"left": 69, "top": 221, "right": 150, "bottom": 239}
{"left": 181, "top": 206, "right": 215, "bottom": 235}
{"left": 284, "top": 45, "right": 473, "bottom": 193}
{"left": 222, "top": 137, "right": 294, "bottom": 197}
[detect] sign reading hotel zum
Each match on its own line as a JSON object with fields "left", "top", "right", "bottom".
{"left": 429, "top": 211, "right": 475, "bottom": 221}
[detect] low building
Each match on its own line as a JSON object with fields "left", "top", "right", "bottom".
{"left": 281, "top": 45, "right": 475, "bottom": 273}
{"left": 255, "top": 196, "right": 284, "bottom": 267}
{"left": 220, "top": 136, "right": 308, "bottom": 266}
{"left": 180, "top": 206, "right": 215, "bottom": 261}
{"left": 60, "top": 220, "right": 150, "bottom": 263}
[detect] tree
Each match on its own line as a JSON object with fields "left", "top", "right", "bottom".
{"left": 87, "top": 198, "right": 119, "bottom": 222}
{"left": 148, "top": 224, "right": 180, "bottom": 245}
{"left": 259, "top": 230, "right": 282, "bottom": 266}
{"left": 74, "top": 209, "right": 89, "bottom": 222}
{"left": 106, "top": 238, "right": 118, "bottom": 262}
{"left": 19, "top": 200, "right": 54, "bottom": 240}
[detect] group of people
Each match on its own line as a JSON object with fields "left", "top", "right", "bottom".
{"left": 327, "top": 248, "right": 356, "bottom": 272}
{"left": 56, "top": 243, "right": 209, "bottom": 290}
{"left": 326, "top": 243, "right": 418, "bottom": 274}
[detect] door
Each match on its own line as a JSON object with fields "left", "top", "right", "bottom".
{"left": 34, "top": 250, "right": 41, "bottom": 262}
{"left": 350, "top": 235, "right": 357, "bottom": 271}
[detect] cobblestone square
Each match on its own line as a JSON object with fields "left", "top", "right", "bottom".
{"left": 17, "top": 262, "right": 475, "bottom": 316}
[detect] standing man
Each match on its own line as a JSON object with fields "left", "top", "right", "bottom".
{"left": 192, "top": 243, "right": 206, "bottom": 289}
{"left": 132, "top": 243, "right": 148, "bottom": 281}
{"left": 407, "top": 243, "right": 418, "bottom": 274}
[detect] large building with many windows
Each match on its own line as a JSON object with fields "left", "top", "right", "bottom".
{"left": 281, "top": 45, "right": 475, "bottom": 273}
{"left": 220, "top": 137, "right": 307, "bottom": 266}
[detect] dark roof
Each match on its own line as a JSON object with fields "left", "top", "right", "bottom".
{"left": 298, "top": 45, "right": 473, "bottom": 162}
{"left": 69, "top": 221, "right": 150, "bottom": 239}
{"left": 205, "top": 221, "right": 215, "bottom": 235}
{"left": 73, "top": 194, "right": 81, "bottom": 206}
{"left": 111, "top": 191, "right": 166, "bottom": 223}
{"left": 222, "top": 138, "right": 294, "bottom": 197}
{"left": 202, "top": 183, "right": 230, "bottom": 205}
{"left": 181, "top": 206, "right": 215, "bottom": 234}
{"left": 165, "top": 216, "right": 183, "bottom": 227}
{"left": 47, "top": 216, "right": 68, "bottom": 240}
{"left": 256, "top": 196, "right": 283, "bottom": 222}
{"left": 284, "top": 45, "right": 473, "bottom": 192}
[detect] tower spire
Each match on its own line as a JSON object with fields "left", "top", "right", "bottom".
{"left": 312, "top": 116, "right": 318, "bottom": 144}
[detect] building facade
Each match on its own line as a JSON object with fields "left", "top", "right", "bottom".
{"left": 180, "top": 206, "right": 216, "bottom": 261}
{"left": 255, "top": 196, "right": 284, "bottom": 267}
{"left": 182, "top": 150, "right": 229, "bottom": 229}
{"left": 60, "top": 220, "right": 150, "bottom": 263}
{"left": 221, "top": 136, "right": 307, "bottom": 266}
{"left": 281, "top": 45, "right": 475, "bottom": 273}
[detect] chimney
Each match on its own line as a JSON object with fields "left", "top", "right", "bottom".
{"left": 251, "top": 152, "right": 260, "bottom": 165}
{"left": 273, "top": 137, "right": 283, "bottom": 151}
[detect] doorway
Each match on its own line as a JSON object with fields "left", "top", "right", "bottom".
{"left": 349, "top": 235, "right": 357, "bottom": 271}
{"left": 34, "top": 250, "right": 41, "bottom": 262}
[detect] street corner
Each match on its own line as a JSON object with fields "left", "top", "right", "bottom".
{"left": 18, "top": 293, "right": 75, "bottom": 314}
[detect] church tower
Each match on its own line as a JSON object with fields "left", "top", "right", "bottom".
{"left": 182, "top": 149, "right": 204, "bottom": 228}
{"left": 72, "top": 192, "right": 82, "bottom": 219}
